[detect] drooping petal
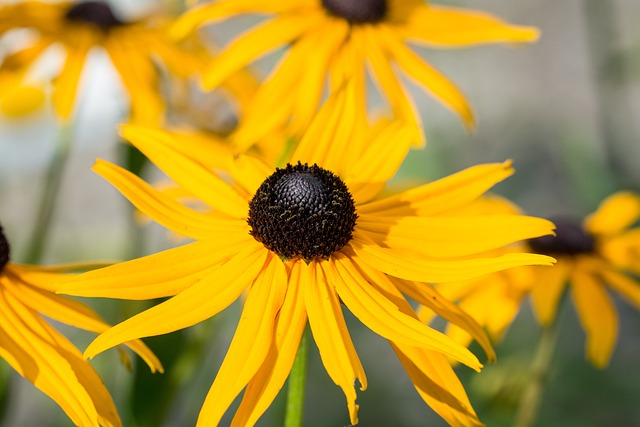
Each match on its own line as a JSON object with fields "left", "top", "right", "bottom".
{"left": 52, "top": 30, "right": 93, "bottom": 121}
{"left": 0, "top": 37, "right": 53, "bottom": 74}
{"left": 197, "top": 255, "right": 287, "bottom": 426}
{"left": 358, "top": 214, "right": 555, "bottom": 258}
{"left": 357, "top": 161, "right": 514, "bottom": 217}
{"left": 59, "top": 238, "right": 252, "bottom": 299}
{"left": 83, "top": 242, "right": 267, "bottom": 358}
{"left": 93, "top": 159, "right": 247, "bottom": 240}
{"left": 331, "top": 253, "right": 482, "bottom": 370}
{"left": 600, "top": 268, "right": 640, "bottom": 309}
{"left": 375, "top": 25, "right": 474, "bottom": 127}
{"left": 304, "top": 261, "right": 366, "bottom": 425}
{"left": 530, "top": 260, "right": 571, "bottom": 326}
{"left": 570, "top": 270, "right": 618, "bottom": 368}
{"left": 0, "top": 286, "right": 120, "bottom": 427}
{"left": 232, "top": 261, "right": 308, "bottom": 427}
{"left": 400, "top": 4, "right": 539, "bottom": 46}
{"left": 120, "top": 126, "right": 249, "bottom": 218}
{"left": 584, "top": 191, "right": 640, "bottom": 236}
{"left": 352, "top": 231, "right": 555, "bottom": 283}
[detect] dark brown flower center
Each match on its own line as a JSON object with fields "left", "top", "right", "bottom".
{"left": 0, "top": 224, "right": 10, "bottom": 272}
{"left": 528, "top": 218, "right": 595, "bottom": 256}
{"left": 65, "top": 1, "right": 124, "bottom": 31}
{"left": 322, "top": 0, "right": 388, "bottom": 24}
{"left": 248, "top": 162, "right": 357, "bottom": 260}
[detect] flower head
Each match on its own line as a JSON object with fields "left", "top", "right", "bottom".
{"left": 171, "top": 0, "right": 539, "bottom": 147}
{"left": 60, "top": 88, "right": 555, "bottom": 426}
{"left": 0, "top": 222, "right": 162, "bottom": 427}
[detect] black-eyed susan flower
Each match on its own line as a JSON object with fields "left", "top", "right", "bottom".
{"left": 0, "top": 223, "right": 162, "bottom": 427}
{"left": 60, "top": 88, "right": 555, "bottom": 426}
{"left": 171, "top": 0, "right": 539, "bottom": 147}
{"left": 0, "top": 1, "right": 210, "bottom": 124}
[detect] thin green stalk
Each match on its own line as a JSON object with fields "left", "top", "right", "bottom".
{"left": 23, "top": 123, "right": 74, "bottom": 264}
{"left": 284, "top": 329, "right": 308, "bottom": 427}
{"left": 514, "top": 319, "right": 561, "bottom": 427}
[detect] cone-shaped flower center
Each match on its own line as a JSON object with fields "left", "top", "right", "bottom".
{"left": 248, "top": 162, "right": 358, "bottom": 260}
{"left": 528, "top": 218, "right": 595, "bottom": 256}
{"left": 0, "top": 224, "right": 10, "bottom": 272}
{"left": 322, "top": 0, "right": 387, "bottom": 24}
{"left": 65, "top": 1, "right": 124, "bottom": 31}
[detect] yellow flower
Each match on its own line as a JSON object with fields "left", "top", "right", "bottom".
{"left": 0, "top": 224, "right": 162, "bottom": 427}
{"left": 0, "top": 1, "right": 204, "bottom": 124}
{"left": 60, "top": 88, "right": 554, "bottom": 426}
{"left": 529, "top": 191, "right": 640, "bottom": 368}
{"left": 171, "top": 0, "right": 539, "bottom": 148}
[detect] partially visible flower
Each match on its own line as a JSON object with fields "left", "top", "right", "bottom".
{"left": 423, "top": 192, "right": 640, "bottom": 369}
{"left": 60, "top": 87, "right": 555, "bottom": 426}
{"left": 171, "top": 0, "right": 539, "bottom": 148}
{"left": 0, "top": 223, "right": 162, "bottom": 426}
{"left": 0, "top": 1, "right": 234, "bottom": 124}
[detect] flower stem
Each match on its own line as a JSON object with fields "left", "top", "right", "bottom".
{"left": 23, "top": 123, "right": 74, "bottom": 264}
{"left": 284, "top": 329, "right": 308, "bottom": 427}
{"left": 514, "top": 319, "right": 560, "bottom": 427}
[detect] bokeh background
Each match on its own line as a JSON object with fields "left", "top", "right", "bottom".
{"left": 1, "top": 0, "right": 640, "bottom": 426}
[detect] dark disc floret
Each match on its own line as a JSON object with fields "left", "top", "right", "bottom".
{"left": 322, "top": 0, "right": 388, "bottom": 24}
{"left": 528, "top": 218, "right": 595, "bottom": 256}
{"left": 65, "top": 1, "right": 124, "bottom": 31}
{"left": 0, "top": 224, "right": 10, "bottom": 273}
{"left": 248, "top": 162, "right": 358, "bottom": 260}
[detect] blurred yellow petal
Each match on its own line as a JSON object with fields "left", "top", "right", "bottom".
{"left": 530, "top": 260, "right": 571, "bottom": 326}
{"left": 197, "top": 255, "right": 287, "bottom": 426}
{"left": 571, "top": 270, "right": 618, "bottom": 368}
{"left": 0, "top": 82, "right": 46, "bottom": 117}
{"left": 600, "top": 268, "right": 640, "bottom": 309}
{"left": 52, "top": 31, "right": 93, "bottom": 121}
{"left": 584, "top": 191, "right": 640, "bottom": 236}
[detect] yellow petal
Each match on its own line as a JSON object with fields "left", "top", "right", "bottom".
{"left": 352, "top": 231, "right": 555, "bottom": 283}
{"left": 60, "top": 238, "right": 251, "bottom": 299}
{"left": 197, "top": 255, "right": 287, "bottom": 426}
{"left": 304, "top": 261, "right": 366, "bottom": 426}
{"left": 570, "top": 270, "right": 618, "bottom": 368}
{"left": 401, "top": 4, "right": 539, "bottom": 46}
{"left": 232, "top": 261, "right": 308, "bottom": 427}
{"left": 358, "top": 214, "right": 555, "bottom": 258}
{"left": 358, "top": 161, "right": 514, "bottom": 217}
{"left": 600, "top": 268, "right": 640, "bottom": 309}
{"left": 392, "top": 344, "right": 483, "bottom": 427}
{"left": 120, "top": 126, "right": 249, "bottom": 218}
{"left": 584, "top": 191, "right": 640, "bottom": 236}
{"left": 530, "top": 260, "right": 571, "bottom": 326}
{"left": 52, "top": 30, "right": 93, "bottom": 121}
{"left": 376, "top": 25, "right": 474, "bottom": 128}
{"left": 227, "top": 154, "right": 272, "bottom": 197}
{"left": 83, "top": 242, "right": 267, "bottom": 358}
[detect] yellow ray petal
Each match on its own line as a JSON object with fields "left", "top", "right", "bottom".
{"left": 0, "top": 37, "right": 53, "bottom": 74}
{"left": 0, "top": 288, "right": 120, "bottom": 427}
{"left": 59, "top": 238, "right": 251, "bottom": 299}
{"left": 358, "top": 214, "right": 555, "bottom": 258}
{"left": 530, "top": 260, "right": 571, "bottom": 326}
{"left": 84, "top": 242, "right": 267, "bottom": 359}
{"left": 331, "top": 253, "right": 482, "bottom": 370}
{"left": 392, "top": 344, "right": 483, "bottom": 427}
{"left": 352, "top": 231, "right": 554, "bottom": 283}
{"left": 120, "top": 126, "right": 249, "bottom": 218}
{"left": 94, "top": 159, "right": 246, "bottom": 240}
{"left": 376, "top": 25, "right": 474, "bottom": 128}
{"left": 570, "top": 270, "right": 618, "bottom": 368}
{"left": 203, "top": 13, "right": 323, "bottom": 90}
{"left": 401, "top": 5, "right": 539, "bottom": 46}
{"left": 584, "top": 191, "right": 640, "bottom": 236}
{"left": 305, "top": 261, "right": 366, "bottom": 425}
{"left": 600, "top": 268, "right": 640, "bottom": 309}
{"left": 104, "top": 34, "right": 164, "bottom": 125}
{"left": 228, "top": 154, "right": 272, "bottom": 197}
{"left": 358, "top": 161, "right": 514, "bottom": 217}
{"left": 232, "top": 261, "right": 308, "bottom": 426}
{"left": 197, "top": 255, "right": 287, "bottom": 426}
{"left": 170, "top": 0, "right": 309, "bottom": 40}
{"left": 52, "top": 31, "right": 93, "bottom": 121}
{"left": 390, "top": 276, "right": 495, "bottom": 362}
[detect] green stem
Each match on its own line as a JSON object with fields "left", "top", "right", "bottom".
{"left": 23, "top": 123, "right": 74, "bottom": 264}
{"left": 514, "top": 320, "right": 561, "bottom": 427}
{"left": 284, "top": 329, "right": 308, "bottom": 427}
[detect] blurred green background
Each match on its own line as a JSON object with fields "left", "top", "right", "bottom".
{"left": 1, "top": 0, "right": 640, "bottom": 426}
